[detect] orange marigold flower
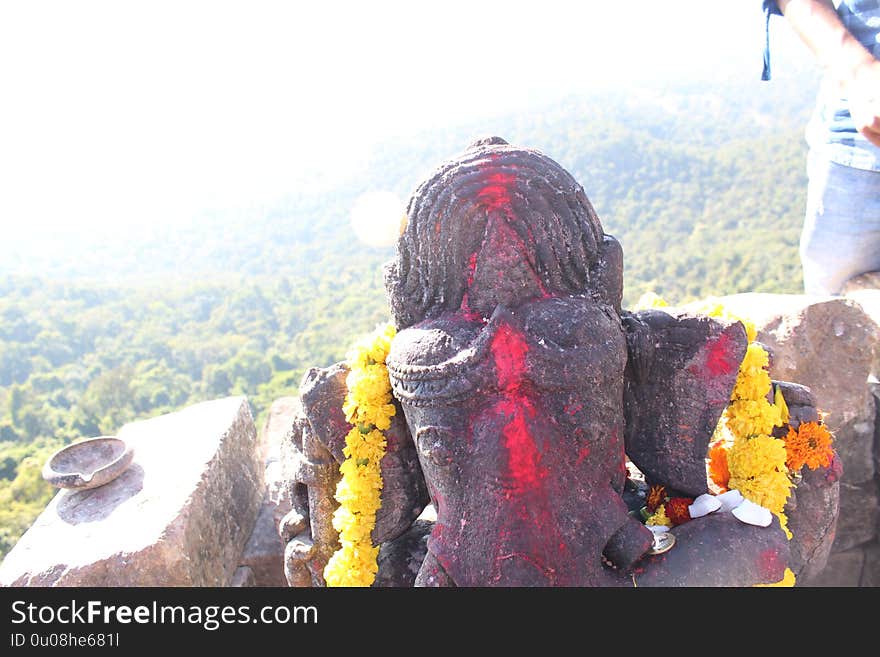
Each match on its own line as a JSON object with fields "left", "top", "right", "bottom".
{"left": 785, "top": 421, "right": 834, "bottom": 471}
{"left": 665, "top": 497, "right": 693, "bottom": 526}
{"left": 646, "top": 484, "right": 666, "bottom": 513}
{"left": 708, "top": 444, "right": 730, "bottom": 492}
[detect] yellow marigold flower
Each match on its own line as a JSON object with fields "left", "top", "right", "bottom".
{"left": 727, "top": 432, "right": 792, "bottom": 514}
{"left": 330, "top": 506, "right": 359, "bottom": 535}
{"left": 646, "top": 504, "right": 672, "bottom": 527}
{"left": 726, "top": 399, "right": 783, "bottom": 437}
{"left": 728, "top": 434, "right": 787, "bottom": 475}
{"left": 774, "top": 386, "right": 789, "bottom": 424}
{"left": 728, "top": 471, "right": 791, "bottom": 514}
{"left": 731, "top": 344, "right": 773, "bottom": 402}
{"left": 324, "top": 543, "right": 380, "bottom": 587}
{"left": 325, "top": 322, "right": 397, "bottom": 587}
{"left": 733, "top": 373, "right": 772, "bottom": 404}
{"left": 706, "top": 301, "right": 794, "bottom": 526}
{"left": 740, "top": 341, "right": 769, "bottom": 372}
{"left": 741, "top": 320, "right": 757, "bottom": 346}
{"left": 754, "top": 567, "right": 796, "bottom": 587}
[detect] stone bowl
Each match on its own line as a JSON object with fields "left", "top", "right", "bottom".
{"left": 42, "top": 436, "right": 134, "bottom": 490}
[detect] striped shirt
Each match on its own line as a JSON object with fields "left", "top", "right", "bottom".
{"left": 763, "top": 0, "right": 880, "bottom": 171}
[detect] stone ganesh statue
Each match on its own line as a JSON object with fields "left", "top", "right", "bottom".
{"left": 278, "top": 137, "right": 839, "bottom": 587}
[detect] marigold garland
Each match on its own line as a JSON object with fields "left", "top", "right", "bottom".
{"left": 323, "top": 322, "right": 397, "bottom": 587}
{"left": 723, "top": 348, "right": 791, "bottom": 526}
{"left": 701, "top": 301, "right": 792, "bottom": 542}
{"left": 640, "top": 295, "right": 794, "bottom": 540}
{"left": 785, "top": 421, "right": 834, "bottom": 471}
{"left": 725, "top": 344, "right": 785, "bottom": 438}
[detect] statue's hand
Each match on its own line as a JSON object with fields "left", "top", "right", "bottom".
{"left": 279, "top": 509, "right": 313, "bottom": 587}
{"left": 281, "top": 361, "right": 429, "bottom": 587}
{"left": 283, "top": 529, "right": 315, "bottom": 588}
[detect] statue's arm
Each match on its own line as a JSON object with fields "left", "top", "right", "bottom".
{"left": 622, "top": 309, "right": 748, "bottom": 496}
{"left": 284, "top": 362, "right": 429, "bottom": 586}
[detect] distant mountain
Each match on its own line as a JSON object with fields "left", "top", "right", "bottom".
{"left": 0, "top": 65, "right": 823, "bottom": 559}
{"left": 0, "top": 66, "right": 820, "bottom": 301}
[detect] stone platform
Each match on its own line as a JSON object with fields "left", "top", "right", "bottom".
{"left": 0, "top": 397, "right": 262, "bottom": 586}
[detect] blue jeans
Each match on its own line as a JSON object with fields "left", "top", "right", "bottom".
{"left": 800, "top": 151, "right": 880, "bottom": 295}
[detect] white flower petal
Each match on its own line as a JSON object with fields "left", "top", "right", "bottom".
{"left": 716, "top": 489, "right": 745, "bottom": 513}
{"left": 688, "top": 493, "right": 722, "bottom": 518}
{"left": 731, "top": 498, "right": 773, "bottom": 527}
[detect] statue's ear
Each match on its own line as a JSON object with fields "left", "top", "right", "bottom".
{"left": 591, "top": 234, "right": 623, "bottom": 314}
{"left": 384, "top": 259, "right": 415, "bottom": 330}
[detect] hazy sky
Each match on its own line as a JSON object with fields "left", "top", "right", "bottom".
{"left": 0, "top": 1, "right": 807, "bottom": 240}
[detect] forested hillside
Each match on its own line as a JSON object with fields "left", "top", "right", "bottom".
{"left": 0, "top": 70, "right": 821, "bottom": 558}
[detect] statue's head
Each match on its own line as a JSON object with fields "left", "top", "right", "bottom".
{"left": 385, "top": 137, "right": 623, "bottom": 329}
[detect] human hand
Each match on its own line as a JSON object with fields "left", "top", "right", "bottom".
{"left": 845, "top": 58, "right": 880, "bottom": 147}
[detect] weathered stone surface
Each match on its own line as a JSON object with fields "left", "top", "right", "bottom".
{"left": 237, "top": 395, "right": 303, "bottom": 587}
{"left": 240, "top": 501, "right": 285, "bottom": 587}
{"left": 716, "top": 293, "right": 879, "bottom": 485}
{"left": 845, "top": 286, "right": 880, "bottom": 377}
{"left": 230, "top": 566, "right": 256, "bottom": 587}
{"left": 374, "top": 520, "right": 433, "bottom": 587}
{"left": 833, "top": 480, "right": 879, "bottom": 552}
{"left": 634, "top": 513, "right": 791, "bottom": 587}
{"left": 284, "top": 532, "right": 314, "bottom": 588}
{"left": 284, "top": 362, "right": 428, "bottom": 585}
{"left": 870, "top": 382, "right": 880, "bottom": 478}
{"left": 842, "top": 271, "right": 880, "bottom": 295}
{"left": 860, "top": 541, "right": 880, "bottom": 587}
{"left": 786, "top": 454, "right": 842, "bottom": 581}
{"left": 829, "top": 418, "right": 876, "bottom": 483}
{"left": 262, "top": 397, "right": 305, "bottom": 528}
{"left": 278, "top": 404, "right": 313, "bottom": 587}
{"left": 261, "top": 396, "right": 301, "bottom": 465}
{"left": 278, "top": 404, "right": 310, "bottom": 537}
{"left": 260, "top": 395, "right": 300, "bottom": 517}
{"left": 804, "top": 548, "right": 865, "bottom": 587}
{"left": 834, "top": 415, "right": 876, "bottom": 485}
{"left": 297, "top": 364, "right": 428, "bottom": 545}
{"left": 0, "top": 397, "right": 261, "bottom": 586}
{"left": 604, "top": 517, "right": 654, "bottom": 571}
{"left": 623, "top": 309, "right": 747, "bottom": 496}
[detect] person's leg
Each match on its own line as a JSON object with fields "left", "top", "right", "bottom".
{"left": 800, "top": 151, "right": 880, "bottom": 295}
